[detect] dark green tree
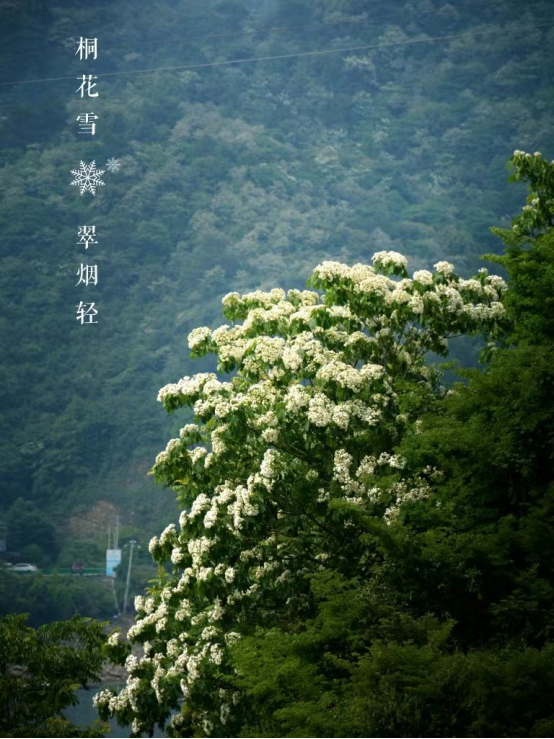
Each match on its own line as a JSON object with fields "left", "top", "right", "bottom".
{"left": 0, "top": 613, "right": 110, "bottom": 737}
{"left": 4, "top": 498, "right": 61, "bottom": 565}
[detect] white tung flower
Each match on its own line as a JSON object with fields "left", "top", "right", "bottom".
{"left": 372, "top": 250, "right": 408, "bottom": 269}
{"left": 413, "top": 269, "right": 433, "bottom": 285}
{"left": 188, "top": 446, "right": 207, "bottom": 464}
{"left": 180, "top": 423, "right": 199, "bottom": 439}
{"left": 203, "top": 508, "right": 218, "bottom": 529}
{"left": 154, "top": 451, "right": 168, "bottom": 466}
{"left": 171, "top": 546, "right": 185, "bottom": 564}
{"left": 433, "top": 260, "right": 455, "bottom": 275}
{"left": 282, "top": 345, "right": 304, "bottom": 372}
{"left": 307, "top": 393, "right": 333, "bottom": 426}
{"left": 224, "top": 632, "right": 242, "bottom": 645}
{"left": 220, "top": 703, "right": 230, "bottom": 725}
{"left": 188, "top": 326, "right": 212, "bottom": 349}
{"left": 260, "top": 449, "right": 279, "bottom": 479}
{"left": 201, "top": 626, "right": 219, "bottom": 641}
{"left": 261, "top": 427, "right": 279, "bottom": 443}
{"left": 160, "top": 523, "right": 177, "bottom": 545}
{"left": 285, "top": 384, "right": 311, "bottom": 414}
{"left": 333, "top": 449, "right": 353, "bottom": 484}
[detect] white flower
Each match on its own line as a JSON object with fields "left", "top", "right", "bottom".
{"left": 285, "top": 384, "right": 310, "bottom": 414}
{"left": 307, "top": 393, "right": 333, "bottom": 426}
{"left": 175, "top": 600, "right": 192, "bottom": 621}
{"left": 203, "top": 508, "right": 218, "bottom": 529}
{"left": 260, "top": 449, "right": 279, "bottom": 479}
{"left": 282, "top": 345, "right": 303, "bottom": 371}
{"left": 413, "top": 269, "right": 433, "bottom": 285}
{"left": 171, "top": 546, "right": 185, "bottom": 564}
{"left": 210, "top": 644, "right": 224, "bottom": 665}
{"left": 433, "top": 260, "right": 454, "bottom": 275}
{"left": 167, "top": 638, "right": 180, "bottom": 658}
{"left": 188, "top": 446, "right": 207, "bottom": 464}
{"left": 409, "top": 295, "right": 424, "bottom": 314}
{"left": 180, "top": 423, "right": 199, "bottom": 439}
{"left": 333, "top": 449, "right": 353, "bottom": 484}
{"left": 390, "top": 454, "right": 406, "bottom": 469}
{"left": 125, "top": 654, "right": 139, "bottom": 672}
{"left": 356, "top": 455, "right": 376, "bottom": 477}
{"left": 372, "top": 250, "right": 408, "bottom": 269}
{"left": 189, "top": 493, "right": 211, "bottom": 519}
{"left": 261, "top": 428, "right": 279, "bottom": 443}
{"left": 188, "top": 326, "right": 211, "bottom": 349}
{"left": 165, "top": 438, "right": 181, "bottom": 455}
{"left": 159, "top": 524, "right": 177, "bottom": 547}
{"left": 154, "top": 450, "right": 168, "bottom": 465}
{"left": 220, "top": 702, "right": 230, "bottom": 725}
{"left": 210, "top": 598, "right": 225, "bottom": 621}
{"left": 201, "top": 626, "right": 219, "bottom": 641}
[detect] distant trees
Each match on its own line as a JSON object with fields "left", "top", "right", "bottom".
{"left": 3, "top": 498, "right": 60, "bottom": 566}
{"left": 0, "top": 568, "right": 114, "bottom": 626}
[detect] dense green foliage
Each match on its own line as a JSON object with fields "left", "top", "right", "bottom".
{"left": 0, "top": 567, "right": 115, "bottom": 626}
{"left": 0, "top": 613, "right": 109, "bottom": 737}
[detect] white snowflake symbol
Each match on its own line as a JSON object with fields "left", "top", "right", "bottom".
{"left": 70, "top": 160, "right": 105, "bottom": 196}
{"left": 106, "top": 157, "right": 121, "bottom": 173}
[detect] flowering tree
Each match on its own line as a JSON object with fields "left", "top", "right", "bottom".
{"left": 96, "top": 251, "right": 507, "bottom": 736}
{"left": 504, "top": 150, "right": 554, "bottom": 237}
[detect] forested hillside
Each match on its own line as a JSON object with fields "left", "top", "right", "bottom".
{"left": 1, "top": 0, "right": 553, "bottom": 620}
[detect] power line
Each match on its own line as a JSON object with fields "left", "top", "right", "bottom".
{"left": 0, "top": 20, "right": 552, "bottom": 89}
{"left": 0, "top": 0, "right": 530, "bottom": 59}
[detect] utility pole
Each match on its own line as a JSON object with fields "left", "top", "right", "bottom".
{"left": 123, "top": 539, "right": 138, "bottom": 614}
{"left": 114, "top": 516, "right": 120, "bottom": 549}
{"left": 111, "top": 577, "right": 120, "bottom": 617}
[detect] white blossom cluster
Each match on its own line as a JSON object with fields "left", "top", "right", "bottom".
{"left": 509, "top": 151, "right": 554, "bottom": 234}
{"left": 103, "top": 256, "right": 508, "bottom": 737}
